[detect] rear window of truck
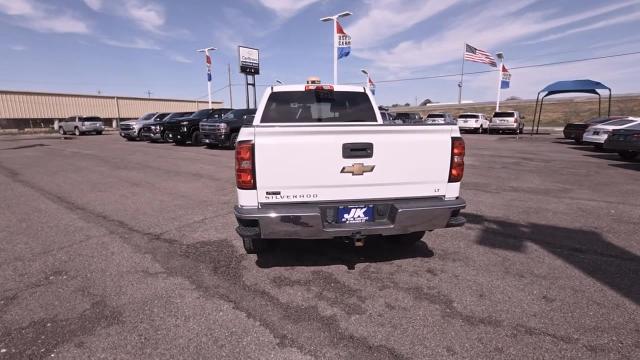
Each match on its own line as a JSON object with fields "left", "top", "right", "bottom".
{"left": 260, "top": 91, "right": 377, "bottom": 123}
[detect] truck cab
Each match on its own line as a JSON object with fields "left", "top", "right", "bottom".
{"left": 200, "top": 108, "right": 257, "bottom": 149}
{"left": 233, "top": 81, "right": 466, "bottom": 254}
{"left": 163, "top": 108, "right": 232, "bottom": 145}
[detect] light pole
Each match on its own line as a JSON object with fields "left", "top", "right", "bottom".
{"left": 495, "top": 52, "right": 504, "bottom": 111}
{"left": 196, "top": 46, "right": 217, "bottom": 108}
{"left": 320, "top": 11, "right": 351, "bottom": 85}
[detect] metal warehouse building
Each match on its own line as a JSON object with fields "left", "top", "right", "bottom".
{"left": 0, "top": 90, "right": 223, "bottom": 130}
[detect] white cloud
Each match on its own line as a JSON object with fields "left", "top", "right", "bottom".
{"left": 9, "top": 44, "right": 27, "bottom": 51}
{"left": 256, "top": 0, "right": 319, "bottom": 20}
{"left": 169, "top": 54, "right": 192, "bottom": 63}
{"left": 349, "top": 0, "right": 462, "bottom": 49}
{"left": 525, "top": 10, "right": 640, "bottom": 44}
{"left": 32, "top": 15, "right": 90, "bottom": 33}
{"left": 101, "top": 37, "right": 160, "bottom": 49}
{"left": 122, "top": 0, "right": 166, "bottom": 33}
{"left": 0, "top": 0, "right": 35, "bottom": 16}
{"left": 0, "top": 0, "right": 90, "bottom": 34}
{"left": 213, "top": 27, "right": 245, "bottom": 55}
{"left": 355, "top": 0, "right": 639, "bottom": 71}
{"left": 83, "top": 0, "right": 103, "bottom": 11}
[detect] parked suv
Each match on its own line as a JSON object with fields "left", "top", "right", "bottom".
{"left": 392, "top": 112, "right": 422, "bottom": 124}
{"left": 457, "top": 113, "right": 489, "bottom": 133}
{"left": 488, "top": 111, "right": 525, "bottom": 134}
{"left": 200, "top": 108, "right": 257, "bottom": 149}
{"left": 164, "top": 108, "right": 232, "bottom": 145}
{"left": 425, "top": 112, "right": 456, "bottom": 125}
{"left": 140, "top": 112, "right": 193, "bottom": 142}
{"left": 58, "top": 116, "right": 104, "bottom": 135}
{"left": 119, "top": 112, "right": 159, "bottom": 140}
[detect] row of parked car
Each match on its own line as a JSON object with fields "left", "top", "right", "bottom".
{"left": 112, "top": 107, "right": 526, "bottom": 149}
{"left": 384, "top": 109, "right": 526, "bottom": 134}
{"left": 562, "top": 116, "right": 640, "bottom": 160}
{"left": 118, "top": 108, "right": 256, "bottom": 148}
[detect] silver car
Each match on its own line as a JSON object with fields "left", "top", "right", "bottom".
{"left": 119, "top": 112, "right": 159, "bottom": 141}
{"left": 58, "top": 116, "right": 104, "bottom": 135}
{"left": 488, "top": 111, "right": 525, "bottom": 134}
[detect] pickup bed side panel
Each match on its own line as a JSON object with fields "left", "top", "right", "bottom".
{"left": 253, "top": 125, "right": 454, "bottom": 204}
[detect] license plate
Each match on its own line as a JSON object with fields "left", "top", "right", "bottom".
{"left": 338, "top": 205, "right": 374, "bottom": 224}
{"left": 500, "top": 119, "right": 507, "bottom": 123}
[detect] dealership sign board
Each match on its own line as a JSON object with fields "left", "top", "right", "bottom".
{"left": 239, "top": 46, "right": 260, "bottom": 75}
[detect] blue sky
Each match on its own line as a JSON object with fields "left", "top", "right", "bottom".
{"left": 1, "top": 0, "right": 640, "bottom": 106}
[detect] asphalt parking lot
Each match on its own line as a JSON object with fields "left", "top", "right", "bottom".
{"left": 0, "top": 132, "right": 638, "bottom": 359}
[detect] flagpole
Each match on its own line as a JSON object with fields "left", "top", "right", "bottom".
{"left": 458, "top": 43, "right": 465, "bottom": 104}
{"left": 207, "top": 51, "right": 212, "bottom": 109}
{"left": 196, "top": 46, "right": 217, "bottom": 109}
{"left": 495, "top": 52, "right": 504, "bottom": 112}
{"left": 321, "top": 11, "right": 351, "bottom": 85}
{"left": 333, "top": 19, "right": 338, "bottom": 84}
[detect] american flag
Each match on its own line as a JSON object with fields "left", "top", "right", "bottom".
{"left": 464, "top": 44, "right": 497, "bottom": 67}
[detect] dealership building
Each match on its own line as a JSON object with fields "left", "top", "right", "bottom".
{"left": 0, "top": 90, "right": 223, "bottom": 130}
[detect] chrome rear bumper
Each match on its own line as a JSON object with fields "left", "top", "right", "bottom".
{"left": 234, "top": 197, "right": 466, "bottom": 239}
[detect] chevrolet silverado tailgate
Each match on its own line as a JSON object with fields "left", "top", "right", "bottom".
{"left": 254, "top": 125, "right": 453, "bottom": 204}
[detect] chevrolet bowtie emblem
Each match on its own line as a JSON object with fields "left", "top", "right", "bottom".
{"left": 341, "top": 163, "right": 375, "bottom": 176}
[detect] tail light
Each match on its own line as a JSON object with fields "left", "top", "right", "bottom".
{"left": 236, "top": 141, "right": 256, "bottom": 190}
{"left": 448, "top": 137, "right": 465, "bottom": 183}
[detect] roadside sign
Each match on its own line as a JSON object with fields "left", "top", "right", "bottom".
{"left": 238, "top": 46, "right": 260, "bottom": 75}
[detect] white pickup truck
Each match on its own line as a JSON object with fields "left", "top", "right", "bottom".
{"left": 234, "top": 81, "right": 466, "bottom": 253}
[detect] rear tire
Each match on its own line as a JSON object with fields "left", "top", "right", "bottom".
{"left": 59, "top": 127, "right": 66, "bottom": 135}
{"left": 74, "top": 127, "right": 81, "bottom": 136}
{"left": 242, "top": 237, "right": 268, "bottom": 254}
{"left": 191, "top": 131, "right": 202, "bottom": 146}
{"left": 618, "top": 151, "right": 639, "bottom": 160}
{"left": 477, "top": 127, "right": 482, "bottom": 134}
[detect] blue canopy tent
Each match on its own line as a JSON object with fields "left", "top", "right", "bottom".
{"left": 532, "top": 80, "right": 611, "bottom": 134}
